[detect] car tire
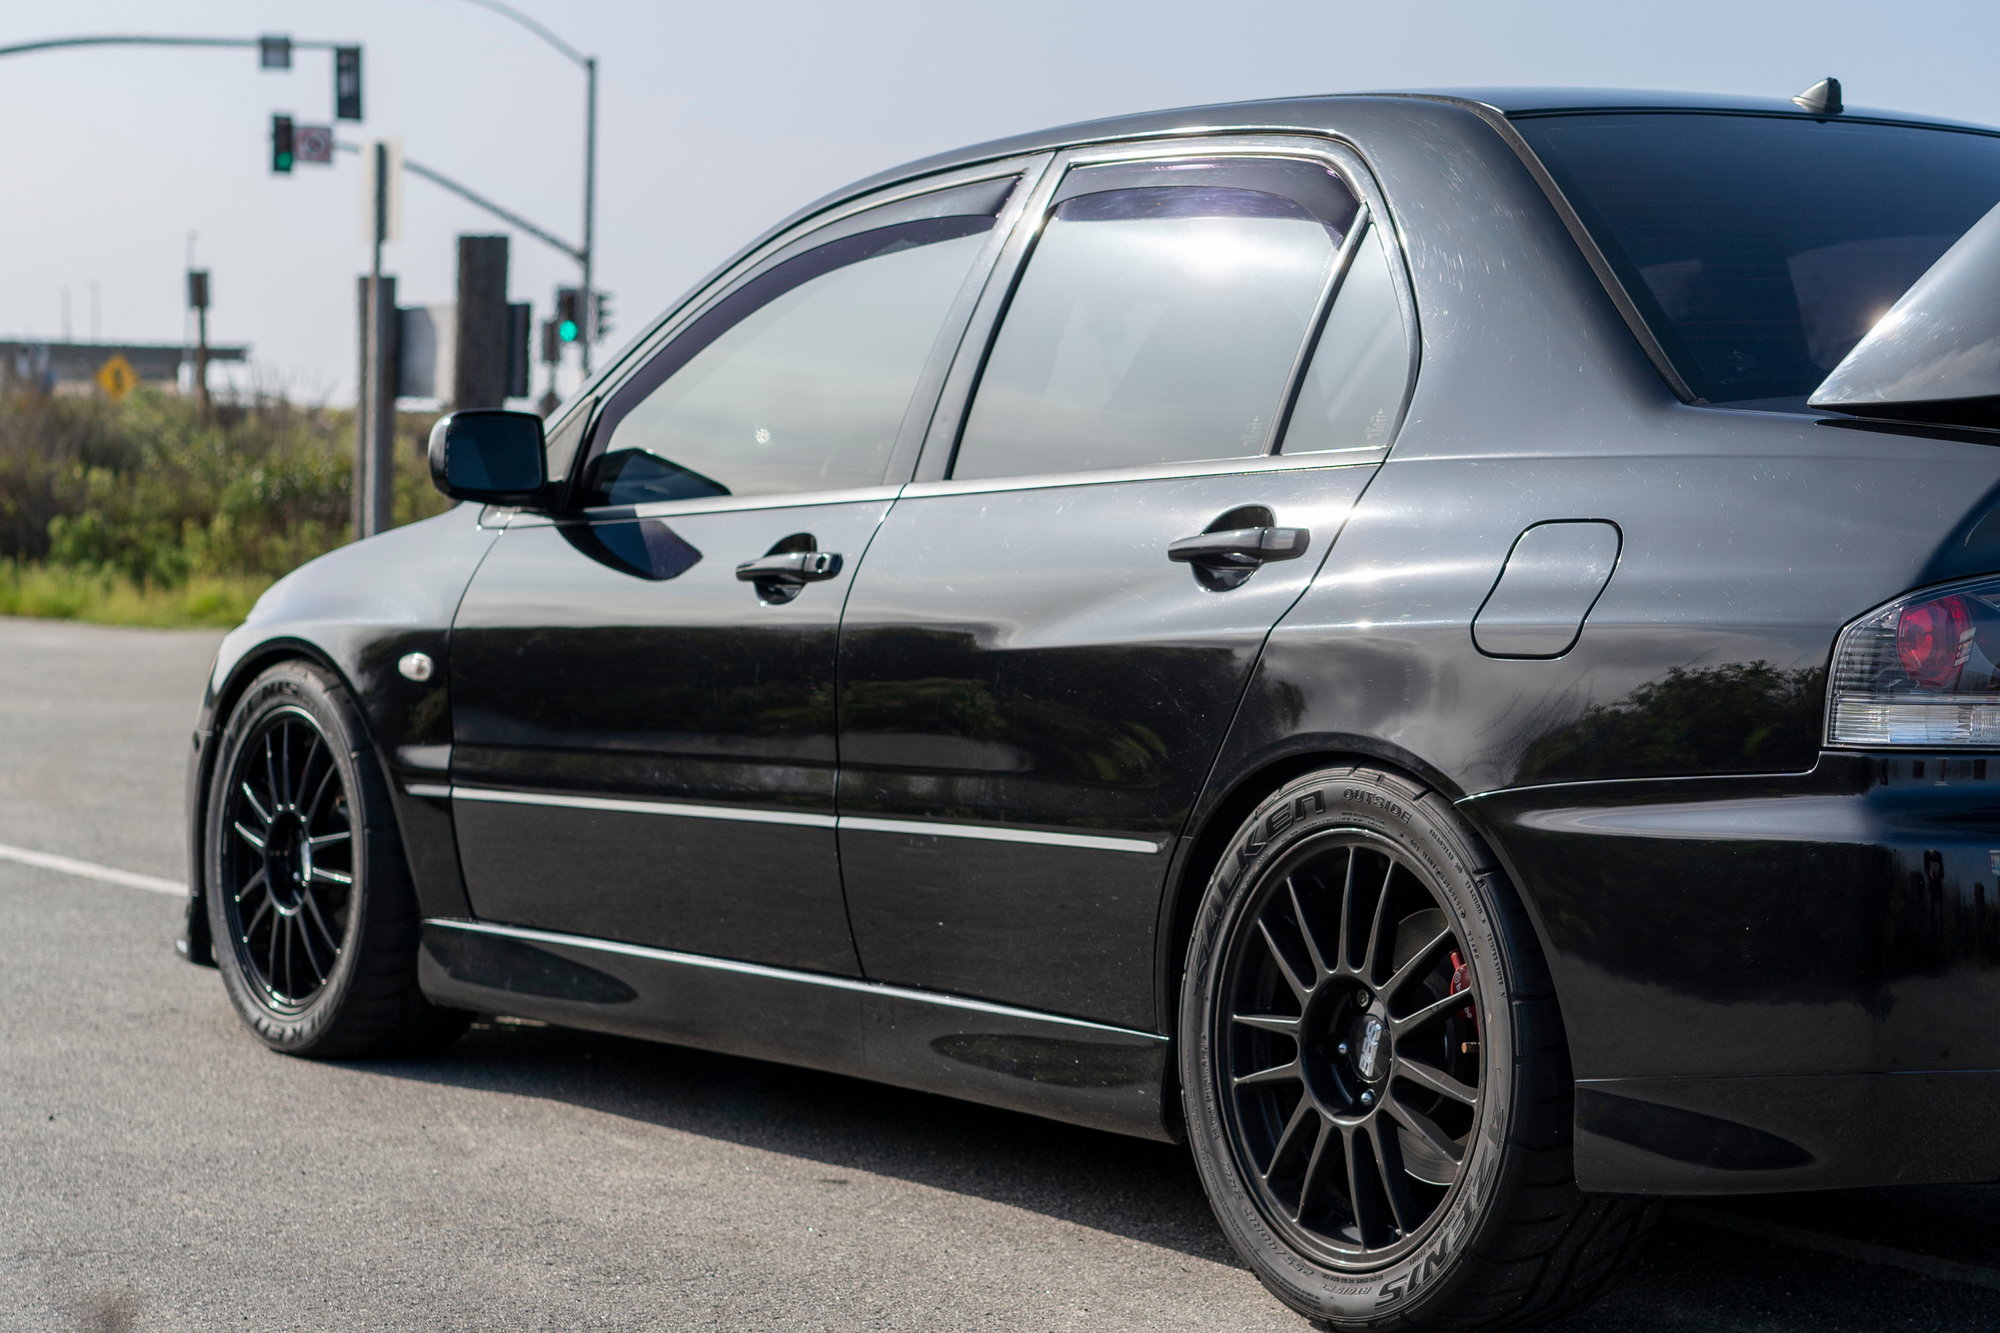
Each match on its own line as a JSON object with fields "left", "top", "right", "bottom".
{"left": 1180, "top": 765, "right": 1658, "bottom": 1330}
{"left": 204, "top": 660, "right": 468, "bottom": 1058}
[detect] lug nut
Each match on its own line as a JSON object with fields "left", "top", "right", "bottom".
{"left": 1357, "top": 989, "right": 1372, "bottom": 1007}
{"left": 1360, "top": 1090, "right": 1375, "bottom": 1106}
{"left": 1336, "top": 1041, "right": 1350, "bottom": 1056}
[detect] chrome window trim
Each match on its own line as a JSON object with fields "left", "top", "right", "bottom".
{"left": 911, "top": 132, "right": 1421, "bottom": 485}
{"left": 427, "top": 784, "right": 1166, "bottom": 853}
{"left": 424, "top": 917, "right": 1168, "bottom": 1040}
{"left": 502, "top": 482, "right": 902, "bottom": 527}
{"left": 898, "top": 445, "right": 1384, "bottom": 500}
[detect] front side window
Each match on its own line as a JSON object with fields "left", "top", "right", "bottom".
{"left": 1515, "top": 112, "right": 2000, "bottom": 407}
{"left": 951, "top": 159, "right": 1359, "bottom": 481}
{"left": 581, "top": 211, "right": 995, "bottom": 506}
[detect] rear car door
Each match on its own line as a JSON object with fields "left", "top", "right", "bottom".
{"left": 447, "top": 167, "right": 1031, "bottom": 973}
{"left": 835, "top": 139, "right": 1418, "bottom": 1028}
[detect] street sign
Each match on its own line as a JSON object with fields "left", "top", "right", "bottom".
{"left": 95, "top": 354, "right": 137, "bottom": 401}
{"left": 294, "top": 124, "right": 333, "bottom": 164}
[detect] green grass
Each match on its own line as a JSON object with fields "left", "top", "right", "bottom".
{"left": 0, "top": 387, "right": 452, "bottom": 629}
{"left": 0, "top": 561, "right": 268, "bottom": 628}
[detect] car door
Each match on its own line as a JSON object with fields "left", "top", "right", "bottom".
{"left": 835, "top": 139, "right": 1418, "bottom": 1029}
{"left": 447, "top": 166, "right": 1035, "bottom": 974}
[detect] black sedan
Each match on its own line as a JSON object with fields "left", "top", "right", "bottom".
{"left": 182, "top": 84, "right": 2000, "bottom": 1329}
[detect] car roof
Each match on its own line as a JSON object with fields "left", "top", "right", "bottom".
{"left": 810, "top": 87, "right": 1999, "bottom": 219}
{"left": 1384, "top": 86, "right": 1999, "bottom": 130}
{"left": 604, "top": 86, "right": 2000, "bottom": 397}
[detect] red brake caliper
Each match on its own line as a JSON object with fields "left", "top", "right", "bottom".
{"left": 1448, "top": 951, "right": 1477, "bottom": 1023}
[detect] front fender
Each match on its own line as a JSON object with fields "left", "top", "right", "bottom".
{"left": 181, "top": 507, "right": 503, "bottom": 962}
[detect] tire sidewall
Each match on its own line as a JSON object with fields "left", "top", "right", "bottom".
{"left": 204, "top": 663, "right": 377, "bottom": 1053}
{"left": 1180, "top": 768, "right": 1521, "bottom": 1327}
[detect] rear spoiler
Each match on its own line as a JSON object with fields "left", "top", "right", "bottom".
{"left": 1812, "top": 199, "right": 2000, "bottom": 428}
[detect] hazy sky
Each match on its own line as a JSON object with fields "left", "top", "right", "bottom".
{"left": 0, "top": 0, "right": 1989, "bottom": 405}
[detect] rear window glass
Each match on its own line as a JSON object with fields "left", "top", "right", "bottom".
{"left": 1515, "top": 112, "right": 2000, "bottom": 407}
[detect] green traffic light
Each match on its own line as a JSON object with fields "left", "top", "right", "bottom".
{"left": 557, "top": 319, "right": 579, "bottom": 343}
{"left": 276, "top": 153, "right": 293, "bottom": 171}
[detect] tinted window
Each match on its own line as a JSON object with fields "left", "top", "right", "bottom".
{"left": 1516, "top": 113, "right": 2000, "bottom": 406}
{"left": 951, "top": 166, "right": 1355, "bottom": 481}
{"left": 1281, "top": 222, "right": 1411, "bottom": 453}
{"left": 582, "top": 216, "right": 990, "bottom": 505}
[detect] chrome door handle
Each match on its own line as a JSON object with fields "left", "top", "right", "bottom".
{"left": 734, "top": 551, "right": 843, "bottom": 585}
{"left": 1167, "top": 526, "right": 1310, "bottom": 568}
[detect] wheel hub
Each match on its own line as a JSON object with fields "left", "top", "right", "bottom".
{"left": 263, "top": 810, "right": 311, "bottom": 913}
{"left": 1353, "top": 1012, "right": 1388, "bottom": 1083}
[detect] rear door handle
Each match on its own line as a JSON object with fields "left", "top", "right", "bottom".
{"left": 1167, "top": 526, "right": 1311, "bottom": 568}
{"left": 735, "top": 551, "right": 843, "bottom": 585}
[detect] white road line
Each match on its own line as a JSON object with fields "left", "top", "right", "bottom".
{"left": 0, "top": 841, "right": 186, "bottom": 896}
{"left": 1678, "top": 1204, "right": 2000, "bottom": 1293}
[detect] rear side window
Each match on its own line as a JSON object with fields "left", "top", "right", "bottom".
{"left": 951, "top": 159, "right": 1359, "bottom": 481}
{"left": 1280, "top": 221, "right": 1411, "bottom": 454}
{"left": 1516, "top": 112, "right": 2000, "bottom": 407}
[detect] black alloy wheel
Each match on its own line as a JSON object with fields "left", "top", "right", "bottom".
{"left": 1219, "top": 832, "right": 1482, "bottom": 1266}
{"left": 1181, "top": 767, "right": 1659, "bottom": 1330}
{"left": 218, "top": 707, "right": 357, "bottom": 1011}
{"left": 204, "top": 660, "right": 468, "bottom": 1057}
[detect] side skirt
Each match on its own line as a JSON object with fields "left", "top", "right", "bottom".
{"left": 418, "top": 919, "right": 1176, "bottom": 1142}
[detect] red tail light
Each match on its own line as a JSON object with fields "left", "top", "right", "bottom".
{"left": 1896, "top": 595, "right": 1973, "bottom": 689}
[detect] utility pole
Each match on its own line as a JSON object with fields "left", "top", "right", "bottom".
{"left": 356, "top": 141, "right": 397, "bottom": 540}
{"left": 187, "top": 269, "right": 211, "bottom": 416}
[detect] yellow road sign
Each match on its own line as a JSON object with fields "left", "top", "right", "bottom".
{"left": 95, "top": 354, "right": 138, "bottom": 401}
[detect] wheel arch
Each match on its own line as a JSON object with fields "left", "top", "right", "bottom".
{"left": 1153, "top": 735, "right": 1566, "bottom": 1083}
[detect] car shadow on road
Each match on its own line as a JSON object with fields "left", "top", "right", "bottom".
{"left": 357, "top": 1018, "right": 2000, "bottom": 1331}
{"left": 362, "top": 1017, "right": 1241, "bottom": 1266}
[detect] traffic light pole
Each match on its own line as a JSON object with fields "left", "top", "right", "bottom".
{"left": 0, "top": 33, "right": 352, "bottom": 60}
{"left": 582, "top": 55, "right": 597, "bottom": 374}
{"left": 443, "top": 0, "right": 598, "bottom": 371}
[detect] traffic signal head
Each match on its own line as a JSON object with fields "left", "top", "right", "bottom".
{"left": 334, "top": 47, "right": 363, "bottom": 121}
{"left": 593, "top": 291, "right": 613, "bottom": 341}
{"left": 554, "top": 287, "right": 581, "bottom": 343}
{"left": 270, "top": 114, "right": 295, "bottom": 174}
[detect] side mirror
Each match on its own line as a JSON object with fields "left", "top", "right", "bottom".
{"left": 427, "top": 409, "right": 556, "bottom": 506}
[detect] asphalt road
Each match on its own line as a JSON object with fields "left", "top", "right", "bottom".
{"left": 6, "top": 616, "right": 2000, "bottom": 1332}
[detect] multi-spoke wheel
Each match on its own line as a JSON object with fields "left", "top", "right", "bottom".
{"left": 1181, "top": 766, "right": 1659, "bottom": 1331}
{"left": 1221, "top": 835, "right": 1482, "bottom": 1265}
{"left": 220, "top": 709, "right": 357, "bottom": 1010}
{"left": 204, "top": 660, "right": 468, "bottom": 1058}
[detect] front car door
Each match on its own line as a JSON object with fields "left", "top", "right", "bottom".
{"left": 835, "top": 138, "right": 1420, "bottom": 1030}
{"left": 446, "top": 163, "right": 1036, "bottom": 974}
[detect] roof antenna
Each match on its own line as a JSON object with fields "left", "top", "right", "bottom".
{"left": 1792, "top": 77, "right": 1843, "bottom": 115}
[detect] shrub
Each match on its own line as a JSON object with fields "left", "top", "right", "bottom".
{"left": 0, "top": 388, "right": 450, "bottom": 625}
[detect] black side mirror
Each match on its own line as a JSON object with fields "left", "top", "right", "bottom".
{"left": 427, "top": 410, "right": 556, "bottom": 506}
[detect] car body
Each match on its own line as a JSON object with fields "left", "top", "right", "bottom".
{"left": 187, "top": 85, "right": 2000, "bottom": 1269}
